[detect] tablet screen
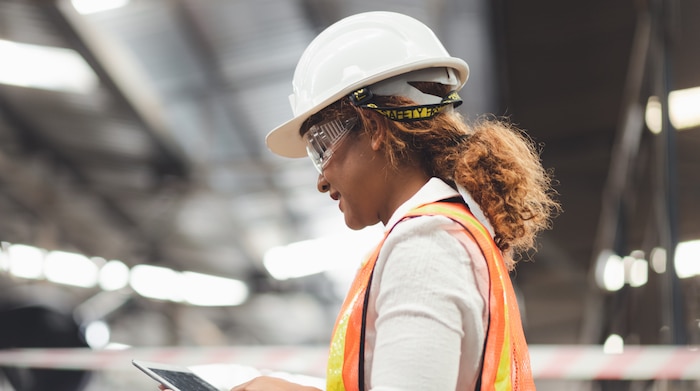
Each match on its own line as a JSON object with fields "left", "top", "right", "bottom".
{"left": 150, "top": 368, "right": 220, "bottom": 391}
{"left": 132, "top": 360, "right": 221, "bottom": 391}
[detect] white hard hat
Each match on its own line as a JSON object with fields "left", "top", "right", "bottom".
{"left": 266, "top": 11, "right": 470, "bottom": 158}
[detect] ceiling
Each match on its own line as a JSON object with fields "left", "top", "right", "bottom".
{"left": 0, "top": 0, "right": 698, "bottom": 353}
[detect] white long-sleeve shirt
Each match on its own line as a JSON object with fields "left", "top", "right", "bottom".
{"left": 363, "top": 178, "right": 490, "bottom": 391}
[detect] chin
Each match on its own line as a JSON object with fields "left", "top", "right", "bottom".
{"left": 344, "top": 215, "right": 379, "bottom": 231}
{"left": 344, "top": 217, "right": 367, "bottom": 231}
{"left": 345, "top": 222, "right": 366, "bottom": 231}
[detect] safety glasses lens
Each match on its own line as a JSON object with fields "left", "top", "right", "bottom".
{"left": 304, "top": 118, "right": 357, "bottom": 173}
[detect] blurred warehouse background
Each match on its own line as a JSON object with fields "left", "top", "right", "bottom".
{"left": 0, "top": 0, "right": 699, "bottom": 390}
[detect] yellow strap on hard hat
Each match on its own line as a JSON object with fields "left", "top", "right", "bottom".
{"left": 349, "top": 89, "right": 463, "bottom": 122}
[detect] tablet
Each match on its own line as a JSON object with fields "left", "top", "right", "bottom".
{"left": 132, "top": 359, "right": 221, "bottom": 391}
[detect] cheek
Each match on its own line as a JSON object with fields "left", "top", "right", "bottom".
{"left": 322, "top": 140, "right": 357, "bottom": 181}
{"left": 324, "top": 133, "right": 382, "bottom": 197}
{"left": 328, "top": 152, "right": 370, "bottom": 191}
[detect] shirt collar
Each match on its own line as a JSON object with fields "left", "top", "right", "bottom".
{"left": 385, "top": 177, "right": 496, "bottom": 238}
{"left": 385, "top": 178, "right": 459, "bottom": 230}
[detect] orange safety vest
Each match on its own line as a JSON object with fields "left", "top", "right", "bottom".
{"left": 326, "top": 201, "right": 535, "bottom": 391}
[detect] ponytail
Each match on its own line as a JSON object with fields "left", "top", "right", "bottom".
{"left": 450, "top": 117, "right": 560, "bottom": 268}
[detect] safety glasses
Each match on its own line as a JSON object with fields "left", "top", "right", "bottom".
{"left": 304, "top": 117, "right": 358, "bottom": 173}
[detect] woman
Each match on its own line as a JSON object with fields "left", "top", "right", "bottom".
{"left": 234, "top": 10, "right": 559, "bottom": 391}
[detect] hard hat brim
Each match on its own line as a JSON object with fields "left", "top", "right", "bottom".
{"left": 265, "top": 58, "right": 469, "bottom": 158}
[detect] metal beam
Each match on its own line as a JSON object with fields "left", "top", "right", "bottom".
{"left": 0, "top": 147, "right": 140, "bottom": 258}
{"left": 580, "top": 4, "right": 652, "bottom": 344}
{"left": 47, "top": 0, "right": 191, "bottom": 179}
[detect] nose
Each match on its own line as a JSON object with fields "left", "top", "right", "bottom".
{"left": 317, "top": 173, "right": 330, "bottom": 193}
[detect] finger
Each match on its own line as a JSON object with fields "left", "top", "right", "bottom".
{"left": 230, "top": 379, "right": 252, "bottom": 391}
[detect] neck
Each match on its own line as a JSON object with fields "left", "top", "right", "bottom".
{"left": 379, "top": 164, "right": 430, "bottom": 225}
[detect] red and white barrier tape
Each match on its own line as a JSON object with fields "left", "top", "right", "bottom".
{"left": 529, "top": 345, "right": 700, "bottom": 380}
{"left": 0, "top": 346, "right": 329, "bottom": 377}
{"left": 0, "top": 345, "right": 698, "bottom": 380}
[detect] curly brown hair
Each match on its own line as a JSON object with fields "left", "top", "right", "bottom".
{"left": 302, "top": 82, "right": 560, "bottom": 269}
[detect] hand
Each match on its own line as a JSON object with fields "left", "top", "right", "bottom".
{"left": 230, "top": 376, "right": 321, "bottom": 391}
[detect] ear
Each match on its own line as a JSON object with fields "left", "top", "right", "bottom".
{"left": 370, "top": 127, "right": 385, "bottom": 151}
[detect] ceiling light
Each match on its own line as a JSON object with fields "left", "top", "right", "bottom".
{"left": 649, "top": 247, "right": 667, "bottom": 274}
{"left": 0, "top": 39, "right": 98, "bottom": 93}
{"left": 71, "top": 0, "right": 130, "bottom": 14}
{"left": 645, "top": 96, "right": 662, "bottom": 134}
{"left": 98, "top": 260, "right": 130, "bottom": 291}
{"left": 180, "top": 271, "right": 248, "bottom": 306}
{"left": 675, "top": 239, "right": 700, "bottom": 279}
{"left": 669, "top": 86, "right": 700, "bottom": 130}
{"left": 130, "top": 264, "right": 182, "bottom": 302}
{"left": 44, "top": 250, "right": 99, "bottom": 288}
{"left": 603, "top": 334, "right": 624, "bottom": 354}
{"left": 645, "top": 86, "right": 700, "bottom": 133}
{"left": 594, "top": 249, "right": 625, "bottom": 292}
{"left": 129, "top": 265, "right": 247, "bottom": 306}
{"left": 7, "top": 244, "right": 44, "bottom": 280}
{"left": 603, "top": 254, "right": 625, "bottom": 291}
{"left": 627, "top": 257, "right": 648, "bottom": 287}
{"left": 84, "top": 320, "right": 111, "bottom": 349}
{"left": 263, "top": 227, "right": 382, "bottom": 280}
{"left": 263, "top": 239, "right": 329, "bottom": 280}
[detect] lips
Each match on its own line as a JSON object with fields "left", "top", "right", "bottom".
{"left": 330, "top": 191, "right": 343, "bottom": 212}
